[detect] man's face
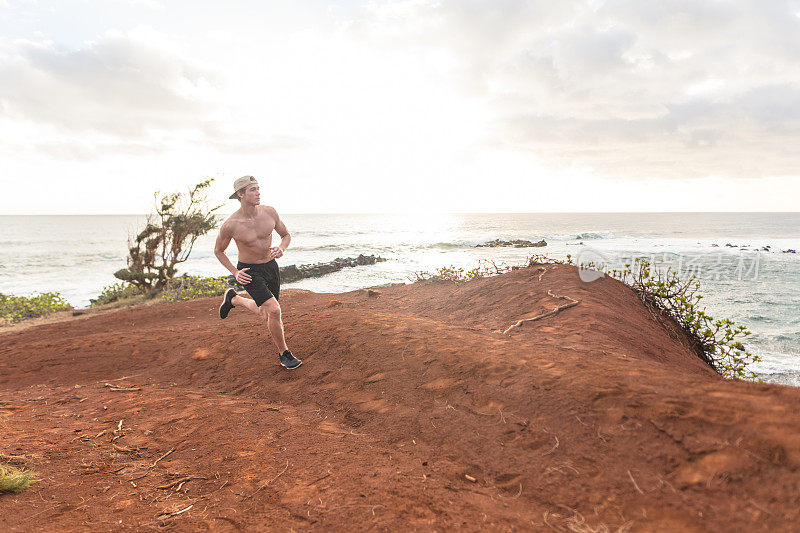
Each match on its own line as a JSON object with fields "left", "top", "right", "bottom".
{"left": 241, "top": 183, "right": 260, "bottom": 205}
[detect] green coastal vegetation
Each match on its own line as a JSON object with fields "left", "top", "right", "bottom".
{"left": 91, "top": 275, "right": 230, "bottom": 306}
{"left": 604, "top": 256, "right": 758, "bottom": 380}
{"left": 0, "top": 292, "right": 72, "bottom": 325}
{"left": 90, "top": 282, "right": 146, "bottom": 306}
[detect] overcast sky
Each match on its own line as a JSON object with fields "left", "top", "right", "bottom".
{"left": 1, "top": 0, "right": 800, "bottom": 214}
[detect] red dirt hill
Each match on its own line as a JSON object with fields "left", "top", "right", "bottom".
{"left": 1, "top": 264, "right": 799, "bottom": 531}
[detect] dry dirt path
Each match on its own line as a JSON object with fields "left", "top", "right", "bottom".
{"left": 1, "top": 265, "right": 799, "bottom": 531}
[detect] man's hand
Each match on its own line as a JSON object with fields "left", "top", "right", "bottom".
{"left": 267, "top": 247, "right": 284, "bottom": 261}
{"left": 235, "top": 268, "right": 252, "bottom": 284}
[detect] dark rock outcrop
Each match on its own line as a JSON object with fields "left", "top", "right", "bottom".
{"left": 228, "top": 255, "right": 387, "bottom": 288}
{"left": 228, "top": 255, "right": 386, "bottom": 288}
{"left": 279, "top": 254, "right": 387, "bottom": 283}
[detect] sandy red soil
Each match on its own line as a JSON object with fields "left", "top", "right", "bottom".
{"left": 1, "top": 264, "right": 799, "bottom": 531}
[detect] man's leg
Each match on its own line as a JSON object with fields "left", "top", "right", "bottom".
{"left": 232, "top": 294, "right": 260, "bottom": 314}
{"left": 259, "top": 297, "right": 288, "bottom": 353}
{"left": 227, "top": 286, "right": 299, "bottom": 368}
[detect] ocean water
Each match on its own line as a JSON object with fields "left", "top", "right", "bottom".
{"left": 1, "top": 213, "right": 798, "bottom": 386}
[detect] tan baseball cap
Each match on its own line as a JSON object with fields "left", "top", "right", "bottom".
{"left": 229, "top": 175, "right": 258, "bottom": 199}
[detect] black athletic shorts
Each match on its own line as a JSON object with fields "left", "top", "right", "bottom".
{"left": 237, "top": 259, "right": 280, "bottom": 306}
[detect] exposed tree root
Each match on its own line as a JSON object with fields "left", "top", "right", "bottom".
{"left": 503, "top": 290, "right": 580, "bottom": 334}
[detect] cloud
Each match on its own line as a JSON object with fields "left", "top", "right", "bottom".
{"left": 2, "top": 0, "right": 800, "bottom": 214}
{"left": 0, "top": 29, "right": 217, "bottom": 137}
{"left": 0, "top": 27, "right": 313, "bottom": 159}
{"left": 498, "top": 83, "right": 800, "bottom": 177}
{"left": 346, "top": 0, "right": 800, "bottom": 179}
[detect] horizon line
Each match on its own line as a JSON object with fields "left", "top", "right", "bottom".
{"left": 2, "top": 211, "right": 800, "bottom": 217}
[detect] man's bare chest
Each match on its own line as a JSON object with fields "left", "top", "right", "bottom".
{"left": 233, "top": 216, "right": 275, "bottom": 245}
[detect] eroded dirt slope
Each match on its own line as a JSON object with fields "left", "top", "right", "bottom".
{"left": 1, "top": 264, "right": 799, "bottom": 531}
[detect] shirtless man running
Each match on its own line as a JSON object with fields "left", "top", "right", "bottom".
{"left": 214, "top": 175, "right": 302, "bottom": 369}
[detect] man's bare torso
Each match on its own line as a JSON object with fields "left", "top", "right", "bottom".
{"left": 223, "top": 205, "right": 277, "bottom": 264}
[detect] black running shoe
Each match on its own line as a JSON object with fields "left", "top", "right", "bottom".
{"left": 219, "top": 288, "right": 236, "bottom": 319}
{"left": 279, "top": 350, "right": 302, "bottom": 369}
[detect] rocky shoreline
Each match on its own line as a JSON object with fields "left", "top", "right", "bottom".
{"left": 712, "top": 243, "right": 796, "bottom": 253}
{"left": 280, "top": 254, "right": 387, "bottom": 283}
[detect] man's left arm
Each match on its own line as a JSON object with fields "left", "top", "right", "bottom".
{"left": 270, "top": 207, "right": 291, "bottom": 259}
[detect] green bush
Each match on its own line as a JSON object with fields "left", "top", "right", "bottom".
{"left": 91, "top": 282, "right": 146, "bottom": 307}
{"left": 91, "top": 275, "right": 230, "bottom": 307}
{"left": 160, "top": 275, "right": 230, "bottom": 302}
{"left": 0, "top": 292, "right": 72, "bottom": 324}
{"left": 604, "top": 257, "right": 759, "bottom": 380}
{"left": 413, "top": 260, "right": 515, "bottom": 284}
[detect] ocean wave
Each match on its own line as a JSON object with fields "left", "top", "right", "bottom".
{"left": 750, "top": 348, "right": 800, "bottom": 372}
{"left": 187, "top": 250, "right": 217, "bottom": 260}
{"left": 755, "top": 356, "right": 800, "bottom": 370}
{"left": 289, "top": 244, "right": 367, "bottom": 252}
{"left": 288, "top": 241, "right": 481, "bottom": 252}
{"left": 548, "top": 232, "right": 615, "bottom": 241}
{"left": 291, "top": 230, "right": 374, "bottom": 238}
{"left": 423, "top": 241, "right": 482, "bottom": 249}
{"left": 756, "top": 370, "right": 800, "bottom": 387}
{"left": 774, "top": 332, "right": 800, "bottom": 342}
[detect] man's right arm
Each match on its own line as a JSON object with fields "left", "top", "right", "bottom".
{"left": 215, "top": 222, "right": 253, "bottom": 285}
{"left": 214, "top": 223, "right": 238, "bottom": 276}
